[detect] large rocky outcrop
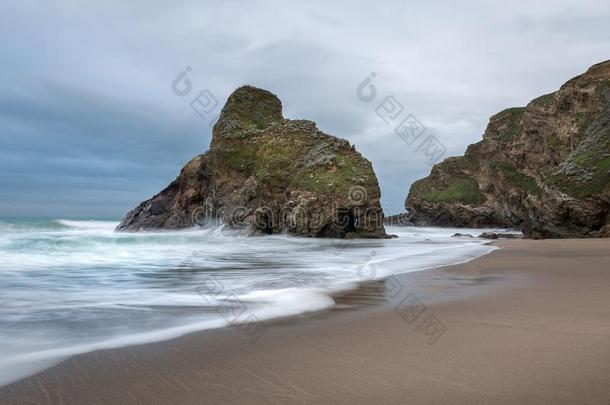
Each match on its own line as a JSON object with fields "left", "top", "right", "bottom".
{"left": 406, "top": 60, "right": 610, "bottom": 238}
{"left": 117, "top": 86, "right": 387, "bottom": 238}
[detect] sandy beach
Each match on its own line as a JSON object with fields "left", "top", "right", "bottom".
{"left": 1, "top": 238, "right": 609, "bottom": 404}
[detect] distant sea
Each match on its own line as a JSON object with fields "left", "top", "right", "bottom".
{"left": 0, "top": 218, "right": 509, "bottom": 386}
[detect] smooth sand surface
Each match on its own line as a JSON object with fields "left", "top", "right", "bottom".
{"left": 1, "top": 239, "right": 609, "bottom": 404}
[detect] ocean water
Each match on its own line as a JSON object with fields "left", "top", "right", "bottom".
{"left": 0, "top": 218, "right": 511, "bottom": 386}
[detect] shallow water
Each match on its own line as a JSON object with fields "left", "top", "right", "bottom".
{"left": 0, "top": 218, "right": 512, "bottom": 386}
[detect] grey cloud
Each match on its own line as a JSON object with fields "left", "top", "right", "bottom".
{"left": 1, "top": 0, "right": 609, "bottom": 217}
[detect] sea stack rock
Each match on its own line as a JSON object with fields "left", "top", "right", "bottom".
{"left": 406, "top": 60, "right": 610, "bottom": 238}
{"left": 117, "top": 86, "right": 387, "bottom": 238}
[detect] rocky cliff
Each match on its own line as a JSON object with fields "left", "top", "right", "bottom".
{"left": 117, "top": 86, "right": 387, "bottom": 238}
{"left": 406, "top": 61, "right": 610, "bottom": 238}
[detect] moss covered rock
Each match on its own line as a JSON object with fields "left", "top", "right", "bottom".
{"left": 117, "top": 86, "right": 387, "bottom": 238}
{"left": 406, "top": 60, "right": 610, "bottom": 238}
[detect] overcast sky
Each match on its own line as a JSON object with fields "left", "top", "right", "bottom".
{"left": 1, "top": 0, "right": 609, "bottom": 218}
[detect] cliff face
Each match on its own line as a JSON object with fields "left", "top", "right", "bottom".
{"left": 407, "top": 61, "right": 610, "bottom": 238}
{"left": 117, "top": 86, "right": 387, "bottom": 238}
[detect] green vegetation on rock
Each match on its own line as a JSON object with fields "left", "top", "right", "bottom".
{"left": 531, "top": 92, "right": 555, "bottom": 108}
{"left": 223, "top": 86, "right": 283, "bottom": 130}
{"left": 405, "top": 60, "right": 610, "bottom": 238}
{"left": 490, "top": 107, "right": 526, "bottom": 142}
{"left": 549, "top": 127, "right": 610, "bottom": 198}
{"left": 550, "top": 156, "right": 610, "bottom": 198}
{"left": 436, "top": 156, "right": 480, "bottom": 173}
{"left": 490, "top": 162, "right": 542, "bottom": 195}
{"left": 291, "top": 153, "right": 371, "bottom": 195}
{"left": 410, "top": 176, "right": 485, "bottom": 205}
{"left": 118, "top": 85, "right": 387, "bottom": 238}
{"left": 546, "top": 133, "right": 560, "bottom": 148}
{"left": 220, "top": 142, "right": 261, "bottom": 173}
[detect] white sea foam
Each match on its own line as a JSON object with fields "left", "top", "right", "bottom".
{"left": 0, "top": 218, "right": 512, "bottom": 386}
{"left": 54, "top": 219, "right": 118, "bottom": 231}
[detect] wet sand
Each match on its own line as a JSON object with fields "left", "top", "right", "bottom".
{"left": 1, "top": 239, "right": 609, "bottom": 404}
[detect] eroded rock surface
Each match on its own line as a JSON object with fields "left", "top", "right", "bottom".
{"left": 117, "top": 86, "right": 387, "bottom": 238}
{"left": 407, "top": 61, "right": 610, "bottom": 238}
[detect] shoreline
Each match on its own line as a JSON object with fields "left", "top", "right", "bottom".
{"left": 0, "top": 232, "right": 495, "bottom": 388}
{"left": 1, "top": 239, "right": 609, "bottom": 404}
